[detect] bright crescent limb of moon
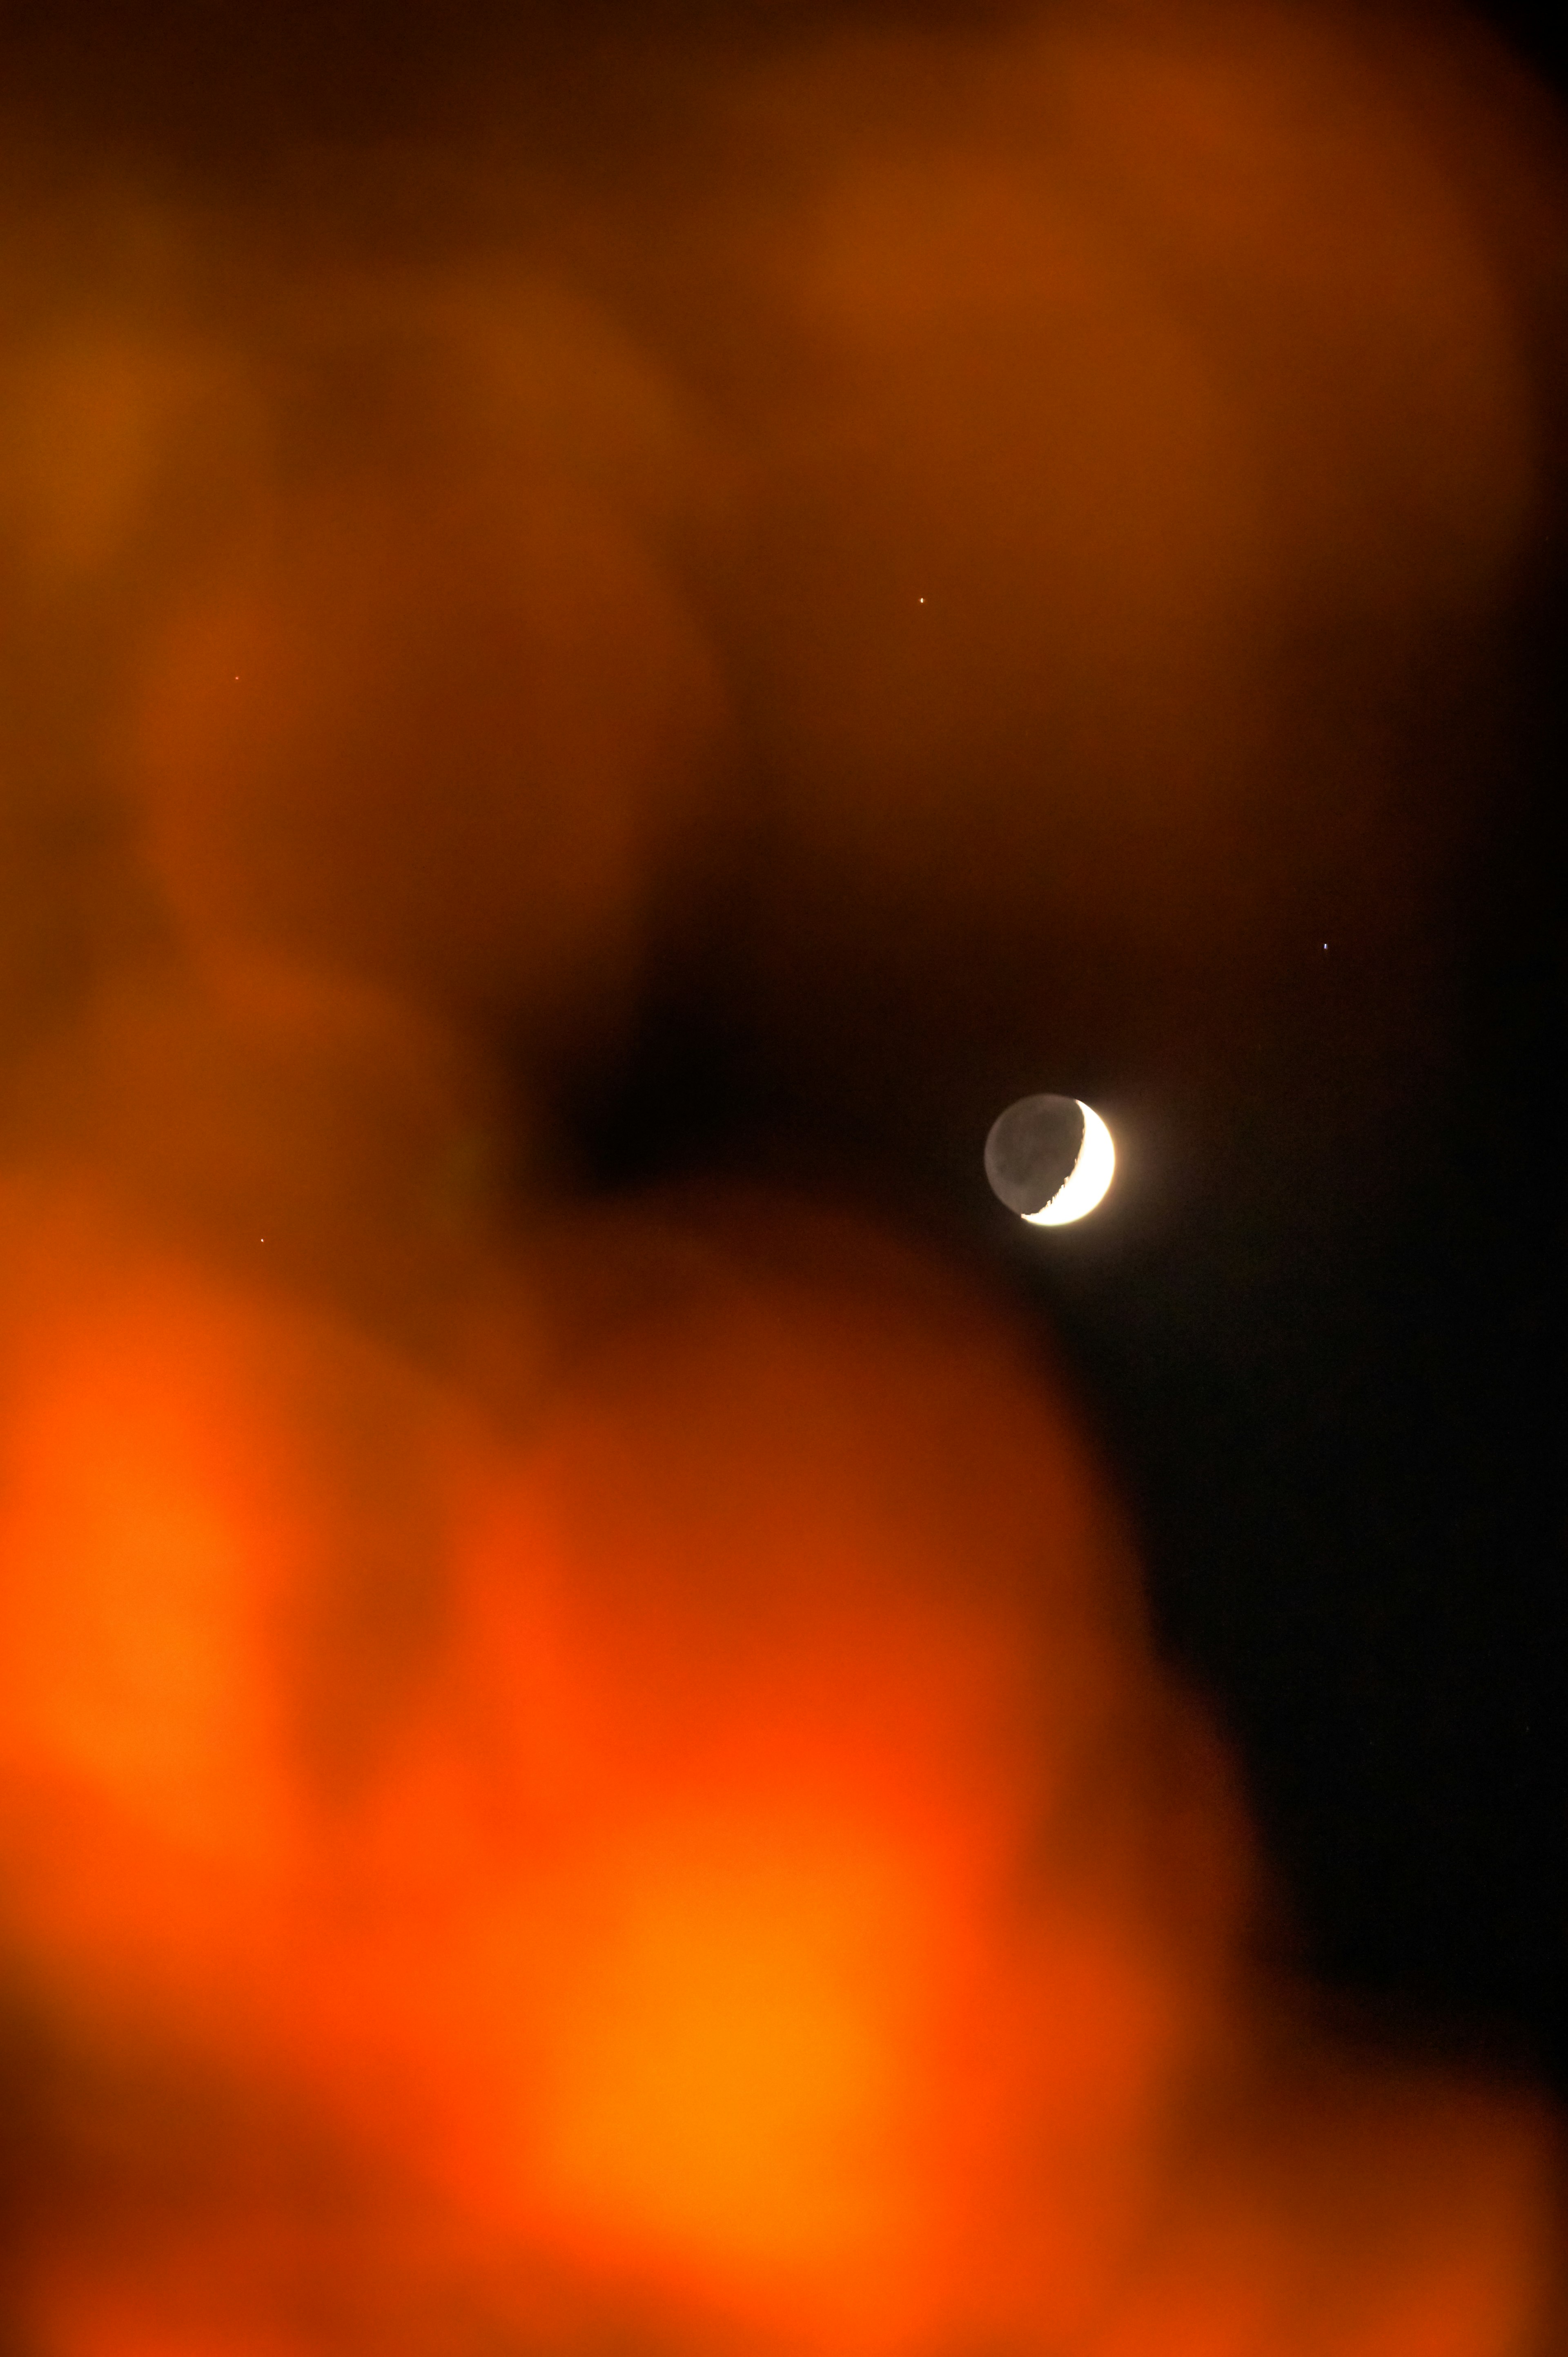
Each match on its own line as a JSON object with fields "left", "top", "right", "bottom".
{"left": 1023, "top": 1102, "right": 1115, "bottom": 1225}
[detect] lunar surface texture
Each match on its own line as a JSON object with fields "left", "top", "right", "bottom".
{"left": 984, "top": 1095, "right": 1115, "bottom": 1225}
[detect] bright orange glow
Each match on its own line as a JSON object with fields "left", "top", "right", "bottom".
{"left": 0, "top": 1179, "right": 1559, "bottom": 2356}
{"left": 1, "top": 3, "right": 1565, "bottom": 2352}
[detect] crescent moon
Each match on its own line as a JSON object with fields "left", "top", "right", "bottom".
{"left": 1023, "top": 1102, "right": 1115, "bottom": 1225}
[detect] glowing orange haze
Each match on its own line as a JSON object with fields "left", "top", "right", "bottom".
{"left": 0, "top": 1, "right": 1565, "bottom": 2349}
{"left": 0, "top": 1164, "right": 1557, "bottom": 2356}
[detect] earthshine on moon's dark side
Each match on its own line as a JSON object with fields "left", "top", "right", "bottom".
{"left": 987, "top": 1095, "right": 1116, "bottom": 1224}
{"left": 984, "top": 1095, "right": 1085, "bottom": 1216}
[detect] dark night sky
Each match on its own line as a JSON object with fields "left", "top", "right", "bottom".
{"left": 2, "top": 0, "right": 1565, "bottom": 2102}
{"left": 564, "top": 2, "right": 1568, "bottom": 2093}
{"left": 557, "top": 4, "right": 1568, "bottom": 2093}
{"left": 588, "top": 529, "right": 1568, "bottom": 2087}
